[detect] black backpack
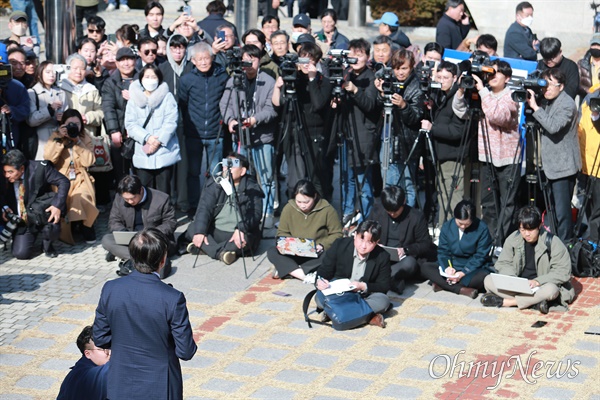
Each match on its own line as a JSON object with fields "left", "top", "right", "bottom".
{"left": 568, "top": 240, "right": 600, "bottom": 278}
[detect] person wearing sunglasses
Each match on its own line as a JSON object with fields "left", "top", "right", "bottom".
{"left": 57, "top": 326, "right": 110, "bottom": 400}
{"left": 135, "top": 37, "right": 166, "bottom": 70}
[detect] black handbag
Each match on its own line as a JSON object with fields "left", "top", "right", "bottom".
{"left": 121, "top": 109, "right": 154, "bottom": 160}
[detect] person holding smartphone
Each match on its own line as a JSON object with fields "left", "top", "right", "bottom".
{"left": 435, "top": 0, "right": 471, "bottom": 50}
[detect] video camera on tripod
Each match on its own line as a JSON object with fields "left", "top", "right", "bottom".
{"left": 324, "top": 49, "right": 357, "bottom": 101}
{"left": 457, "top": 51, "right": 495, "bottom": 90}
{"left": 509, "top": 71, "right": 547, "bottom": 103}
{"left": 279, "top": 53, "right": 310, "bottom": 95}
{"left": 416, "top": 60, "right": 442, "bottom": 99}
{"left": 225, "top": 47, "right": 252, "bottom": 87}
{"left": 374, "top": 62, "right": 405, "bottom": 103}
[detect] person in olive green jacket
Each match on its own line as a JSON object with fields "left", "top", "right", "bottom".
{"left": 267, "top": 179, "right": 342, "bottom": 282}
{"left": 482, "top": 206, "right": 575, "bottom": 314}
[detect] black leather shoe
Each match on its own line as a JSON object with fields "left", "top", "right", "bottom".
{"left": 459, "top": 287, "right": 478, "bottom": 299}
{"left": 43, "top": 244, "right": 58, "bottom": 258}
{"left": 534, "top": 300, "right": 549, "bottom": 314}
{"left": 481, "top": 293, "right": 504, "bottom": 307}
{"left": 105, "top": 252, "right": 116, "bottom": 262}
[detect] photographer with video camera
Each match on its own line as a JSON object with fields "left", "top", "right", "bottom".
{"left": 453, "top": 59, "right": 520, "bottom": 246}
{"left": 421, "top": 61, "right": 467, "bottom": 226}
{"left": 526, "top": 68, "right": 581, "bottom": 242}
{"left": 330, "top": 39, "right": 380, "bottom": 224}
{"left": 220, "top": 44, "right": 278, "bottom": 227}
{"left": 374, "top": 49, "right": 425, "bottom": 207}
{"left": 272, "top": 42, "right": 334, "bottom": 200}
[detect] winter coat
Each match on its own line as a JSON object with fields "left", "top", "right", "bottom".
{"left": 494, "top": 230, "right": 575, "bottom": 307}
{"left": 220, "top": 70, "right": 277, "bottom": 146}
{"left": 178, "top": 64, "right": 229, "bottom": 139}
{"left": 124, "top": 81, "right": 180, "bottom": 169}
{"left": 577, "top": 50, "right": 596, "bottom": 99}
{"left": 503, "top": 21, "right": 537, "bottom": 61}
{"left": 453, "top": 87, "right": 519, "bottom": 167}
{"left": 101, "top": 70, "right": 138, "bottom": 135}
{"left": 27, "top": 83, "right": 68, "bottom": 160}
{"left": 578, "top": 90, "right": 600, "bottom": 178}
{"left": 314, "top": 28, "right": 350, "bottom": 50}
{"left": 276, "top": 198, "right": 342, "bottom": 250}
{"left": 533, "top": 91, "right": 582, "bottom": 180}
{"left": 429, "top": 84, "right": 467, "bottom": 162}
{"left": 43, "top": 131, "right": 98, "bottom": 228}
{"left": 159, "top": 34, "right": 192, "bottom": 97}
{"left": 436, "top": 14, "right": 470, "bottom": 50}
{"left": 60, "top": 79, "right": 105, "bottom": 138}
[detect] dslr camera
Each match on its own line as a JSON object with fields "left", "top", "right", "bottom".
{"left": 65, "top": 122, "right": 80, "bottom": 138}
{"left": 0, "top": 206, "right": 21, "bottom": 244}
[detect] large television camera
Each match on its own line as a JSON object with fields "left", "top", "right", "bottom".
{"left": 458, "top": 51, "right": 495, "bottom": 90}
{"left": 324, "top": 49, "right": 357, "bottom": 100}
{"left": 225, "top": 47, "right": 252, "bottom": 83}
{"left": 509, "top": 71, "right": 547, "bottom": 103}
{"left": 417, "top": 60, "right": 442, "bottom": 98}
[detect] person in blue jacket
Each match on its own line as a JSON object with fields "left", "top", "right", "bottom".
{"left": 421, "top": 199, "right": 493, "bottom": 298}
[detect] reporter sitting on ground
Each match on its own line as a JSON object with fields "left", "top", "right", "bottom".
{"left": 267, "top": 179, "right": 342, "bottom": 282}
{"left": 44, "top": 109, "right": 98, "bottom": 244}
{"left": 182, "top": 153, "right": 263, "bottom": 265}
{"left": 102, "top": 174, "right": 176, "bottom": 265}
{"left": 368, "top": 185, "right": 436, "bottom": 295}
{"left": 482, "top": 206, "right": 574, "bottom": 313}
{"left": 316, "top": 220, "right": 392, "bottom": 328}
{"left": 421, "top": 199, "right": 493, "bottom": 298}
{"left": 57, "top": 326, "right": 110, "bottom": 400}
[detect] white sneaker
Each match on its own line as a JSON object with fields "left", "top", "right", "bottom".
{"left": 120, "top": 4, "right": 130, "bottom": 12}
{"left": 106, "top": 3, "right": 116, "bottom": 11}
{"left": 303, "top": 271, "right": 317, "bottom": 285}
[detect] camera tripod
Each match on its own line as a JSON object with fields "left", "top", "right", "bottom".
{"left": 276, "top": 81, "right": 319, "bottom": 198}
{"left": 325, "top": 90, "right": 371, "bottom": 222}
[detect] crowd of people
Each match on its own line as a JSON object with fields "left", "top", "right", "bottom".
{"left": 1, "top": 0, "right": 595, "bottom": 398}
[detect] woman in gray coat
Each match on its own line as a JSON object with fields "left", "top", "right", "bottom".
{"left": 125, "top": 64, "right": 180, "bottom": 195}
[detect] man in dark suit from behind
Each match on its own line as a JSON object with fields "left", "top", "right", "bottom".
{"left": 1, "top": 149, "right": 69, "bottom": 259}
{"left": 57, "top": 325, "right": 110, "bottom": 400}
{"left": 93, "top": 228, "right": 197, "bottom": 400}
{"left": 316, "top": 220, "right": 392, "bottom": 328}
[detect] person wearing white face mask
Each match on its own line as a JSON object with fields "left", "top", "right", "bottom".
{"left": 503, "top": 1, "right": 539, "bottom": 61}
{"left": 125, "top": 64, "right": 180, "bottom": 196}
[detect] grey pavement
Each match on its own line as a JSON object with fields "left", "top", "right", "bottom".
{"left": 0, "top": 4, "right": 599, "bottom": 400}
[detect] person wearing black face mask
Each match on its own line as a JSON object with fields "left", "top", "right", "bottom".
{"left": 577, "top": 33, "right": 600, "bottom": 101}
{"left": 102, "top": 174, "right": 176, "bottom": 267}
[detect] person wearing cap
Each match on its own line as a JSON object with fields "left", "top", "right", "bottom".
{"left": 6, "top": 10, "right": 40, "bottom": 56}
{"left": 577, "top": 33, "right": 600, "bottom": 101}
{"left": 291, "top": 14, "right": 329, "bottom": 57}
{"left": 375, "top": 11, "right": 411, "bottom": 49}
{"left": 102, "top": 46, "right": 139, "bottom": 183}
{"left": 536, "top": 37, "right": 580, "bottom": 100}
{"left": 435, "top": 0, "right": 471, "bottom": 50}
{"left": 0, "top": 43, "right": 31, "bottom": 156}
{"left": 8, "top": 1, "right": 41, "bottom": 45}
{"left": 315, "top": 9, "right": 349, "bottom": 51}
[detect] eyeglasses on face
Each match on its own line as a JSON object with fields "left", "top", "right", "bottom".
{"left": 88, "top": 28, "right": 103, "bottom": 34}
{"left": 143, "top": 49, "right": 158, "bottom": 56}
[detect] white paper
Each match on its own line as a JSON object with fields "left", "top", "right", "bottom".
{"left": 321, "top": 278, "right": 356, "bottom": 296}
{"left": 439, "top": 266, "right": 460, "bottom": 279}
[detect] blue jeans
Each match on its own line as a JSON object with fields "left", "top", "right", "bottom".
{"left": 380, "top": 145, "right": 416, "bottom": 207}
{"left": 10, "top": 0, "right": 39, "bottom": 43}
{"left": 235, "top": 143, "right": 275, "bottom": 215}
{"left": 186, "top": 136, "right": 223, "bottom": 209}
{"left": 342, "top": 143, "right": 373, "bottom": 219}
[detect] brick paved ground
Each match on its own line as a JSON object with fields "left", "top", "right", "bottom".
{"left": 0, "top": 5, "right": 599, "bottom": 400}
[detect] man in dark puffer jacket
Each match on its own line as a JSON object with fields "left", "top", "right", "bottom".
{"left": 178, "top": 42, "right": 229, "bottom": 213}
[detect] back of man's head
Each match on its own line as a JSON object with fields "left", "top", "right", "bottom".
{"left": 381, "top": 185, "right": 406, "bottom": 212}
{"left": 129, "top": 228, "right": 169, "bottom": 274}
{"left": 206, "top": 0, "right": 226, "bottom": 14}
{"left": 76, "top": 326, "right": 94, "bottom": 354}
